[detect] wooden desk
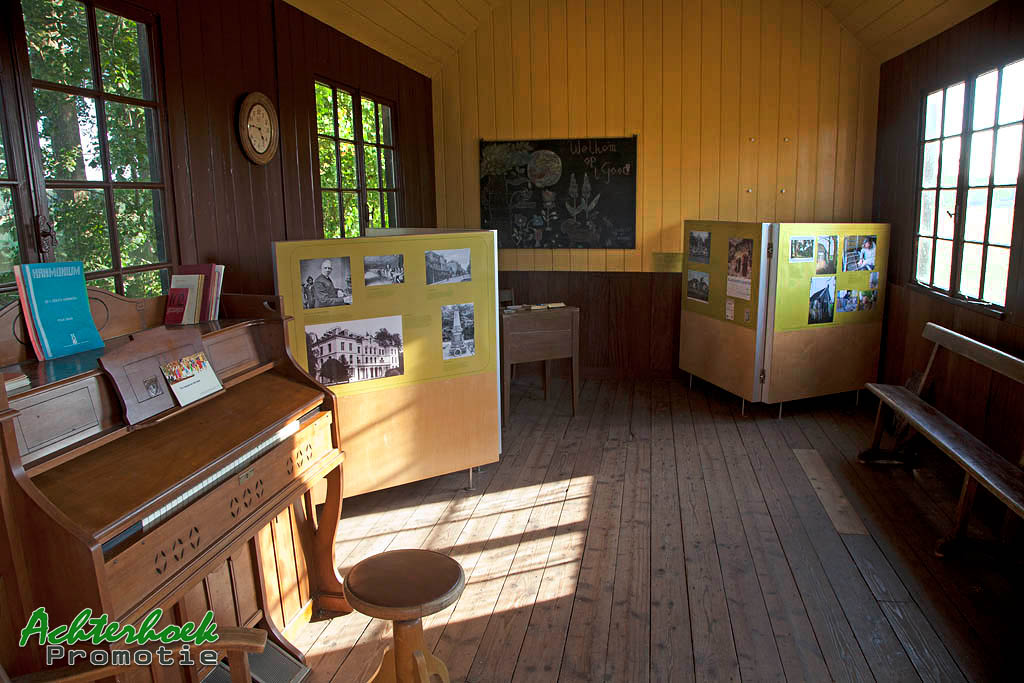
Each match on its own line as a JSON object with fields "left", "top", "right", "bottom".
{"left": 501, "top": 306, "right": 580, "bottom": 420}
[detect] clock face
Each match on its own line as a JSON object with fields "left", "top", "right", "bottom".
{"left": 247, "top": 103, "right": 272, "bottom": 154}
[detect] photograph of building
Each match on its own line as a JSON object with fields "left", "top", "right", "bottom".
{"left": 364, "top": 254, "right": 405, "bottom": 286}
{"left": 304, "top": 315, "right": 403, "bottom": 385}
{"left": 790, "top": 236, "right": 815, "bottom": 262}
{"left": 300, "top": 257, "right": 352, "bottom": 309}
{"left": 808, "top": 276, "right": 836, "bottom": 324}
{"left": 687, "top": 269, "right": 710, "bottom": 303}
{"left": 688, "top": 230, "right": 710, "bottom": 264}
{"left": 441, "top": 303, "right": 475, "bottom": 359}
{"left": 425, "top": 248, "right": 471, "bottom": 285}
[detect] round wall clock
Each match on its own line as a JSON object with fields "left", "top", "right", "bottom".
{"left": 238, "top": 92, "right": 279, "bottom": 165}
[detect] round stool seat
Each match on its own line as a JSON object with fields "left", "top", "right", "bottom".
{"left": 346, "top": 549, "right": 465, "bottom": 621}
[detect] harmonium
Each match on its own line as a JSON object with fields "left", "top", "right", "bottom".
{"left": 0, "top": 289, "right": 351, "bottom": 680}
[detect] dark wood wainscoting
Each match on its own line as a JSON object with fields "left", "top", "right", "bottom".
{"left": 498, "top": 270, "right": 681, "bottom": 378}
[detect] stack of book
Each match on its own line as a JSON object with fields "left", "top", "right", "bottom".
{"left": 13, "top": 261, "right": 105, "bottom": 361}
{"left": 164, "top": 264, "right": 226, "bottom": 325}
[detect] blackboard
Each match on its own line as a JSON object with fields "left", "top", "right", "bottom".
{"left": 480, "top": 136, "right": 637, "bottom": 249}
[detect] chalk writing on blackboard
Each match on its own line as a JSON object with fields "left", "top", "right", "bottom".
{"left": 479, "top": 136, "right": 637, "bottom": 249}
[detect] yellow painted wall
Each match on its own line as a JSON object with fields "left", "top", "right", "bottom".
{"left": 433, "top": 0, "right": 881, "bottom": 272}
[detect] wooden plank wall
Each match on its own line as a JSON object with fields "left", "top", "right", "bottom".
{"left": 435, "top": 0, "right": 881, "bottom": 273}
{"left": 874, "top": 0, "right": 1024, "bottom": 464}
{"left": 158, "top": 0, "right": 436, "bottom": 295}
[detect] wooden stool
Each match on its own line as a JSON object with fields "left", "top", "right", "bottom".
{"left": 345, "top": 549, "right": 465, "bottom": 683}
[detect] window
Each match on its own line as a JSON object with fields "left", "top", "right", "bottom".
{"left": 915, "top": 58, "right": 1024, "bottom": 307}
{"left": 15, "top": 0, "right": 172, "bottom": 297}
{"left": 0, "top": 87, "right": 23, "bottom": 307}
{"left": 314, "top": 80, "right": 398, "bottom": 238}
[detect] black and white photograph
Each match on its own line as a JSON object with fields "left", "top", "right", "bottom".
{"left": 815, "top": 235, "right": 838, "bottom": 275}
{"left": 441, "top": 303, "right": 475, "bottom": 359}
{"left": 425, "top": 248, "right": 472, "bottom": 285}
{"left": 304, "top": 315, "right": 403, "bottom": 386}
{"left": 727, "top": 237, "right": 753, "bottom": 300}
{"left": 837, "top": 289, "right": 857, "bottom": 313}
{"left": 688, "top": 230, "right": 711, "bottom": 264}
{"left": 790, "top": 236, "right": 815, "bottom": 262}
{"left": 364, "top": 254, "right": 405, "bottom": 286}
{"left": 687, "top": 269, "right": 710, "bottom": 303}
{"left": 808, "top": 276, "right": 836, "bottom": 325}
{"left": 870, "top": 271, "right": 879, "bottom": 289}
{"left": 843, "top": 235, "right": 877, "bottom": 271}
{"left": 300, "top": 256, "right": 352, "bottom": 309}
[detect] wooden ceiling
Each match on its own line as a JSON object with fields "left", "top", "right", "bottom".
{"left": 285, "top": 0, "right": 999, "bottom": 78}
{"left": 822, "top": 0, "right": 998, "bottom": 61}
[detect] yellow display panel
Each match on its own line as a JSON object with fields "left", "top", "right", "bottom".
{"left": 774, "top": 223, "right": 890, "bottom": 332}
{"left": 682, "top": 220, "right": 761, "bottom": 329}
{"left": 274, "top": 232, "right": 498, "bottom": 395}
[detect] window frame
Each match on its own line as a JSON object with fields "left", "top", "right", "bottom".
{"left": 6, "top": 0, "right": 179, "bottom": 298}
{"left": 912, "top": 59, "right": 1024, "bottom": 313}
{"left": 313, "top": 76, "right": 401, "bottom": 238}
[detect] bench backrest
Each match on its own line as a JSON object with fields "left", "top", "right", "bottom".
{"left": 923, "top": 322, "right": 1024, "bottom": 385}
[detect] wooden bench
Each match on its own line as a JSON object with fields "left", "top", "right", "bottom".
{"left": 861, "top": 322, "right": 1024, "bottom": 556}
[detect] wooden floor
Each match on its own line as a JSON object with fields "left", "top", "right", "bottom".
{"left": 292, "top": 376, "right": 1021, "bottom": 682}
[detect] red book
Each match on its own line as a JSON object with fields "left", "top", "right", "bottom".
{"left": 174, "top": 264, "right": 218, "bottom": 321}
{"left": 164, "top": 287, "right": 190, "bottom": 325}
{"left": 12, "top": 266, "right": 44, "bottom": 360}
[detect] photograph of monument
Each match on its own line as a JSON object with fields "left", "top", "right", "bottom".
{"left": 441, "top": 303, "right": 475, "bottom": 359}
{"left": 304, "top": 315, "right": 403, "bottom": 385}
{"left": 364, "top": 254, "right": 405, "bottom": 286}
{"left": 689, "top": 230, "right": 711, "bottom": 264}
{"left": 425, "top": 248, "right": 472, "bottom": 285}
{"left": 300, "top": 256, "right": 352, "bottom": 309}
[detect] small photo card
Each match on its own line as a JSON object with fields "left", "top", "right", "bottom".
{"left": 160, "top": 351, "right": 223, "bottom": 406}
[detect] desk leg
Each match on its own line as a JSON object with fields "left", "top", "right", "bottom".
{"left": 571, "top": 354, "right": 579, "bottom": 416}
{"left": 503, "top": 358, "right": 512, "bottom": 422}
{"left": 543, "top": 360, "right": 551, "bottom": 400}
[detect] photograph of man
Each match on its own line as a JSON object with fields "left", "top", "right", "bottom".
{"left": 300, "top": 257, "right": 353, "bottom": 309}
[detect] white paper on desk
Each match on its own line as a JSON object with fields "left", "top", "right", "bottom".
{"left": 160, "top": 351, "right": 223, "bottom": 406}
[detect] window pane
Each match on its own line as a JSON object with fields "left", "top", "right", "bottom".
{"left": 974, "top": 70, "right": 998, "bottom": 130}
{"left": 998, "top": 59, "right": 1024, "bottom": 125}
{"left": 940, "top": 136, "right": 960, "bottom": 187}
{"left": 364, "top": 147, "right": 380, "bottom": 188}
{"left": 87, "top": 276, "right": 115, "bottom": 293}
{"left": 123, "top": 268, "right": 167, "bottom": 297}
{"left": 318, "top": 137, "right": 337, "bottom": 189}
{"left": 968, "top": 130, "right": 992, "bottom": 186}
{"left": 114, "top": 188, "right": 165, "bottom": 266}
{"left": 924, "top": 91, "right": 943, "bottom": 140}
{"left": 990, "top": 187, "right": 1015, "bottom": 246}
{"left": 22, "top": 0, "right": 93, "bottom": 88}
{"left": 381, "top": 149, "right": 397, "bottom": 189}
{"left": 944, "top": 83, "right": 965, "bottom": 136}
{"left": 339, "top": 143, "right": 357, "bottom": 188}
{"left": 381, "top": 104, "right": 393, "bottom": 146}
{"left": 366, "top": 190, "right": 382, "bottom": 227}
{"left": 342, "top": 192, "right": 359, "bottom": 238}
{"left": 959, "top": 242, "right": 983, "bottom": 299}
{"left": 384, "top": 192, "right": 398, "bottom": 227}
{"left": 993, "top": 123, "right": 1022, "bottom": 185}
{"left": 0, "top": 188, "right": 20, "bottom": 288}
{"left": 916, "top": 237, "right": 933, "bottom": 284}
{"left": 34, "top": 89, "right": 103, "bottom": 181}
{"left": 96, "top": 9, "right": 152, "bottom": 100}
{"left": 982, "top": 246, "right": 1010, "bottom": 305}
{"left": 0, "top": 91, "right": 7, "bottom": 178}
{"left": 921, "top": 140, "right": 939, "bottom": 188}
{"left": 919, "top": 190, "right": 935, "bottom": 235}
{"left": 337, "top": 91, "right": 354, "bottom": 140}
{"left": 106, "top": 102, "right": 161, "bottom": 182}
{"left": 937, "top": 189, "right": 956, "bottom": 238}
{"left": 47, "top": 188, "right": 112, "bottom": 272}
{"left": 321, "top": 191, "right": 341, "bottom": 239}
{"left": 0, "top": 290, "right": 19, "bottom": 309}
{"left": 964, "top": 188, "right": 988, "bottom": 242}
{"left": 315, "top": 83, "right": 334, "bottom": 136}
{"left": 933, "top": 239, "right": 953, "bottom": 289}
{"left": 361, "top": 98, "right": 377, "bottom": 143}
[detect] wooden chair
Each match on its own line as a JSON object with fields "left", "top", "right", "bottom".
{"left": 345, "top": 549, "right": 465, "bottom": 683}
{"left": 1, "top": 627, "right": 266, "bottom": 683}
{"left": 861, "top": 322, "right": 1024, "bottom": 555}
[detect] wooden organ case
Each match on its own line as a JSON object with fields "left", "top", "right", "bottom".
{"left": 0, "top": 290, "right": 351, "bottom": 679}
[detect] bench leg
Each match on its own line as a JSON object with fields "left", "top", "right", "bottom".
{"left": 935, "top": 474, "right": 978, "bottom": 557}
{"left": 858, "top": 401, "right": 906, "bottom": 465}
